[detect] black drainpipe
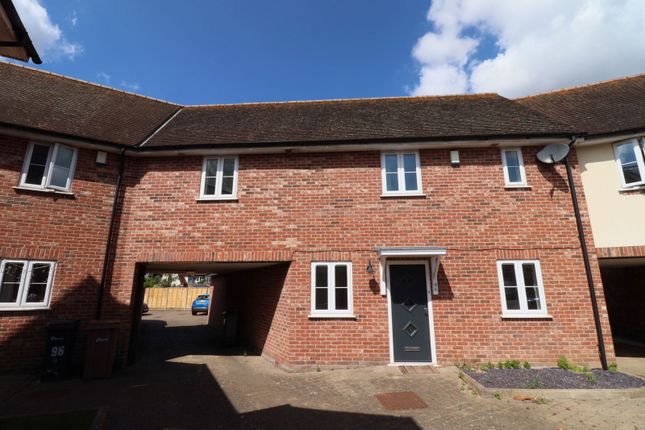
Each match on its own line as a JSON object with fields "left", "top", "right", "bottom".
{"left": 563, "top": 139, "right": 608, "bottom": 370}
{"left": 96, "top": 147, "right": 126, "bottom": 320}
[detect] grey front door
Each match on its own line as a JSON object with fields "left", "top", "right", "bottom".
{"left": 389, "top": 264, "right": 432, "bottom": 363}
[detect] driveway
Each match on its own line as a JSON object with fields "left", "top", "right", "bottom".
{"left": 0, "top": 310, "right": 643, "bottom": 429}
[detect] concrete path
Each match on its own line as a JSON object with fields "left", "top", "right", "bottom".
{"left": 1, "top": 310, "right": 644, "bottom": 429}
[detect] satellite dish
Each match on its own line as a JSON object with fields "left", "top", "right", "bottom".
{"left": 537, "top": 143, "right": 570, "bottom": 164}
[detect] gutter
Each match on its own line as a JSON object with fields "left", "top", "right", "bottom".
{"left": 565, "top": 138, "right": 608, "bottom": 370}
{"left": 96, "top": 147, "right": 127, "bottom": 319}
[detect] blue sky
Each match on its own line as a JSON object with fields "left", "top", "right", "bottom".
{"left": 30, "top": 0, "right": 433, "bottom": 104}
{"left": 11, "top": 1, "right": 645, "bottom": 103}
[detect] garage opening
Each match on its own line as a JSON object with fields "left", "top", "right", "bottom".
{"left": 600, "top": 257, "right": 645, "bottom": 377}
{"left": 129, "top": 261, "right": 290, "bottom": 365}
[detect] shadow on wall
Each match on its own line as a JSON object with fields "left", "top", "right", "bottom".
{"left": 224, "top": 263, "right": 290, "bottom": 355}
{"left": 0, "top": 275, "right": 133, "bottom": 374}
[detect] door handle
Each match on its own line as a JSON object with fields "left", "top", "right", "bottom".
{"left": 423, "top": 307, "right": 428, "bottom": 316}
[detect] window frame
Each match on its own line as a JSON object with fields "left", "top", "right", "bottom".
{"left": 496, "top": 260, "right": 548, "bottom": 318}
{"left": 310, "top": 262, "right": 354, "bottom": 318}
{"left": 199, "top": 156, "right": 239, "bottom": 200}
{"left": 19, "top": 142, "right": 78, "bottom": 192}
{"left": 0, "top": 259, "right": 55, "bottom": 310}
{"left": 613, "top": 138, "right": 645, "bottom": 189}
{"left": 380, "top": 151, "right": 423, "bottom": 196}
{"left": 501, "top": 148, "right": 528, "bottom": 187}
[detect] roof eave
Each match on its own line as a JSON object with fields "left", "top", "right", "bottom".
{"left": 0, "top": 0, "right": 42, "bottom": 64}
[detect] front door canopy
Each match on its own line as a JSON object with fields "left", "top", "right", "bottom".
{"left": 375, "top": 247, "right": 447, "bottom": 296}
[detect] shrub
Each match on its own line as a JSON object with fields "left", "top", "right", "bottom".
{"left": 527, "top": 376, "right": 542, "bottom": 389}
{"left": 480, "top": 362, "right": 494, "bottom": 371}
{"left": 557, "top": 356, "right": 574, "bottom": 371}
{"left": 608, "top": 363, "right": 618, "bottom": 373}
{"left": 523, "top": 361, "right": 531, "bottom": 369}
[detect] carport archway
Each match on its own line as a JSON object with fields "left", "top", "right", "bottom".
{"left": 600, "top": 257, "right": 645, "bottom": 378}
{"left": 129, "top": 261, "right": 290, "bottom": 364}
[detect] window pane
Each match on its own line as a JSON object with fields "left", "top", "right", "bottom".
{"left": 404, "top": 172, "right": 418, "bottom": 191}
{"left": 25, "top": 145, "right": 50, "bottom": 185}
{"left": 501, "top": 264, "right": 516, "bottom": 286}
{"left": 334, "top": 265, "right": 347, "bottom": 288}
{"left": 616, "top": 143, "right": 642, "bottom": 184}
{"left": 204, "top": 177, "right": 217, "bottom": 195}
{"left": 505, "top": 287, "right": 520, "bottom": 310}
{"left": 205, "top": 159, "right": 218, "bottom": 176}
{"left": 526, "top": 287, "right": 541, "bottom": 310}
{"left": 335, "top": 288, "right": 348, "bottom": 310}
{"left": 504, "top": 151, "right": 520, "bottom": 167}
{"left": 522, "top": 263, "right": 537, "bottom": 286}
{"left": 221, "top": 177, "right": 234, "bottom": 195}
{"left": 0, "top": 263, "right": 24, "bottom": 303}
{"left": 54, "top": 146, "right": 74, "bottom": 168}
{"left": 315, "top": 266, "right": 328, "bottom": 288}
{"left": 49, "top": 165, "right": 70, "bottom": 188}
{"left": 30, "top": 263, "right": 51, "bottom": 284}
{"left": 222, "top": 158, "right": 235, "bottom": 176}
{"left": 386, "top": 173, "right": 399, "bottom": 191}
{"left": 315, "top": 288, "right": 328, "bottom": 310}
{"left": 384, "top": 154, "right": 398, "bottom": 173}
{"left": 506, "top": 166, "right": 522, "bottom": 183}
{"left": 403, "top": 154, "right": 416, "bottom": 172}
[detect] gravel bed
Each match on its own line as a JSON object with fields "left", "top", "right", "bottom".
{"left": 465, "top": 368, "right": 645, "bottom": 389}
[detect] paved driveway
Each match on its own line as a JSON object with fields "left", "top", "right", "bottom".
{"left": 1, "top": 310, "right": 643, "bottom": 429}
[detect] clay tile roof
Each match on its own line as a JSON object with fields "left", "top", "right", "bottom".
{"left": 517, "top": 74, "right": 645, "bottom": 137}
{"left": 143, "top": 94, "right": 573, "bottom": 148}
{"left": 0, "top": 61, "right": 179, "bottom": 146}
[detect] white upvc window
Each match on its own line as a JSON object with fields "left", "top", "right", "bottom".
{"left": 0, "top": 260, "right": 55, "bottom": 310}
{"left": 496, "top": 260, "right": 547, "bottom": 317}
{"left": 381, "top": 151, "right": 422, "bottom": 196}
{"left": 310, "top": 262, "right": 353, "bottom": 317}
{"left": 199, "top": 156, "right": 239, "bottom": 200}
{"left": 613, "top": 138, "right": 645, "bottom": 188}
{"left": 20, "top": 143, "right": 78, "bottom": 192}
{"left": 501, "top": 148, "right": 527, "bottom": 187}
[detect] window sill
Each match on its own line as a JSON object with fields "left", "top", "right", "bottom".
{"left": 13, "top": 186, "right": 74, "bottom": 196}
{"left": 0, "top": 306, "right": 50, "bottom": 312}
{"left": 504, "top": 184, "right": 531, "bottom": 189}
{"left": 380, "top": 192, "right": 426, "bottom": 198}
{"left": 308, "top": 314, "right": 356, "bottom": 320}
{"left": 619, "top": 185, "right": 645, "bottom": 193}
{"left": 501, "top": 313, "right": 552, "bottom": 320}
{"left": 196, "top": 196, "right": 238, "bottom": 202}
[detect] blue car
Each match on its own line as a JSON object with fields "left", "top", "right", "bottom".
{"left": 191, "top": 294, "right": 210, "bottom": 315}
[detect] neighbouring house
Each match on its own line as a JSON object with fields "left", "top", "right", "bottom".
{"left": 519, "top": 75, "right": 645, "bottom": 348}
{"left": 1, "top": 60, "right": 634, "bottom": 373}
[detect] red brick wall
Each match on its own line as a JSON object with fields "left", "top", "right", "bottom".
{"left": 104, "top": 146, "right": 614, "bottom": 369}
{"left": 0, "top": 134, "right": 119, "bottom": 372}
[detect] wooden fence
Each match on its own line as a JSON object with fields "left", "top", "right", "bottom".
{"left": 144, "top": 287, "right": 211, "bottom": 310}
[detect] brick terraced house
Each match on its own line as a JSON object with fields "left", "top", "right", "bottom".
{"left": 3, "top": 61, "right": 642, "bottom": 373}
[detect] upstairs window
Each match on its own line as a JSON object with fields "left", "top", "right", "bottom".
{"left": 310, "top": 262, "right": 353, "bottom": 317}
{"left": 0, "top": 260, "right": 55, "bottom": 310}
{"left": 496, "top": 260, "right": 547, "bottom": 317}
{"left": 381, "top": 152, "right": 422, "bottom": 196}
{"left": 20, "top": 143, "right": 78, "bottom": 192}
{"left": 200, "top": 157, "right": 239, "bottom": 200}
{"left": 501, "top": 148, "right": 527, "bottom": 187}
{"left": 614, "top": 139, "right": 645, "bottom": 188}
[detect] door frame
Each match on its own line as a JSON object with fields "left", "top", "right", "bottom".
{"left": 386, "top": 260, "right": 437, "bottom": 365}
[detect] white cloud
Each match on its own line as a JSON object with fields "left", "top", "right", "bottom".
{"left": 13, "top": 0, "right": 82, "bottom": 61}
{"left": 96, "top": 71, "right": 111, "bottom": 84}
{"left": 410, "top": 0, "right": 645, "bottom": 97}
{"left": 120, "top": 81, "right": 141, "bottom": 92}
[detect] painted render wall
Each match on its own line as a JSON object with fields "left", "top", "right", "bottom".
{"left": 578, "top": 141, "right": 645, "bottom": 250}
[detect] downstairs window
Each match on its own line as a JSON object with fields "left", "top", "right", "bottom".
{"left": 0, "top": 260, "right": 55, "bottom": 310}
